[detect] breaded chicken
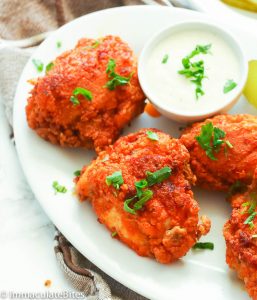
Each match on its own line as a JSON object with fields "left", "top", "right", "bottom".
{"left": 26, "top": 35, "right": 145, "bottom": 152}
{"left": 76, "top": 129, "right": 211, "bottom": 264}
{"left": 224, "top": 168, "right": 257, "bottom": 300}
{"left": 180, "top": 114, "right": 257, "bottom": 191}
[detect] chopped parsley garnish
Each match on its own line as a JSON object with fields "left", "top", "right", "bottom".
{"left": 56, "top": 40, "right": 62, "bottom": 48}
{"left": 106, "top": 171, "right": 124, "bottom": 190}
{"left": 244, "top": 213, "right": 257, "bottom": 229}
{"left": 92, "top": 40, "right": 100, "bottom": 48}
{"left": 106, "top": 58, "right": 116, "bottom": 74}
{"left": 46, "top": 62, "right": 54, "bottom": 73}
{"left": 192, "top": 242, "right": 214, "bottom": 250}
{"left": 241, "top": 201, "right": 250, "bottom": 215}
{"left": 162, "top": 54, "right": 169, "bottom": 64}
{"left": 124, "top": 167, "right": 172, "bottom": 215}
{"left": 146, "top": 167, "right": 172, "bottom": 186}
{"left": 189, "top": 44, "right": 212, "bottom": 57}
{"left": 32, "top": 59, "right": 44, "bottom": 73}
{"left": 105, "top": 58, "right": 132, "bottom": 90}
{"left": 52, "top": 181, "right": 67, "bottom": 194}
{"left": 70, "top": 96, "right": 80, "bottom": 106}
{"left": 243, "top": 192, "right": 257, "bottom": 229}
{"left": 248, "top": 193, "right": 257, "bottom": 214}
{"left": 195, "top": 122, "right": 233, "bottom": 160}
{"left": 225, "top": 140, "right": 233, "bottom": 148}
{"left": 73, "top": 87, "right": 92, "bottom": 100}
{"left": 111, "top": 231, "right": 117, "bottom": 237}
{"left": 70, "top": 87, "right": 93, "bottom": 106}
{"left": 146, "top": 131, "right": 159, "bottom": 141}
{"left": 133, "top": 190, "right": 153, "bottom": 210}
{"left": 178, "top": 44, "right": 212, "bottom": 99}
{"left": 224, "top": 79, "right": 237, "bottom": 94}
{"left": 124, "top": 197, "right": 137, "bottom": 215}
{"left": 74, "top": 170, "right": 81, "bottom": 177}
{"left": 135, "top": 179, "right": 148, "bottom": 198}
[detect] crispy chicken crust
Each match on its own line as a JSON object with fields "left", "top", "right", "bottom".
{"left": 26, "top": 35, "right": 145, "bottom": 152}
{"left": 224, "top": 168, "right": 257, "bottom": 300}
{"left": 76, "top": 129, "right": 211, "bottom": 264}
{"left": 180, "top": 114, "right": 257, "bottom": 191}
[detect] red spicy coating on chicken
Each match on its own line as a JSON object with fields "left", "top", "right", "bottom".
{"left": 76, "top": 128, "right": 211, "bottom": 263}
{"left": 26, "top": 35, "right": 145, "bottom": 152}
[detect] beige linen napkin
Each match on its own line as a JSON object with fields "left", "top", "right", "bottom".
{"left": 0, "top": 0, "right": 150, "bottom": 299}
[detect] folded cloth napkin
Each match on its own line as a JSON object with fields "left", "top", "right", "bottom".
{"left": 0, "top": 0, "right": 151, "bottom": 299}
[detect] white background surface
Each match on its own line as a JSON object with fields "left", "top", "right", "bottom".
{"left": 11, "top": 5, "right": 257, "bottom": 300}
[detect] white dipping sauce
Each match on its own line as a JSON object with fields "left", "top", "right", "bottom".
{"left": 146, "top": 29, "right": 240, "bottom": 113}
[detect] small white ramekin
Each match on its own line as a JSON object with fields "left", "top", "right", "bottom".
{"left": 138, "top": 21, "right": 248, "bottom": 123}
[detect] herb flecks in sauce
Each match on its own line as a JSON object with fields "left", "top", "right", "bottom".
{"left": 178, "top": 44, "right": 212, "bottom": 99}
{"left": 224, "top": 79, "right": 237, "bottom": 94}
{"left": 162, "top": 54, "right": 169, "bottom": 64}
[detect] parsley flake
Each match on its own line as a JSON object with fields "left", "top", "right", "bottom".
{"left": 106, "top": 171, "right": 124, "bottom": 190}
{"left": 224, "top": 79, "right": 237, "bottom": 94}
{"left": 46, "top": 62, "right": 54, "bottom": 73}
{"left": 244, "top": 212, "right": 257, "bottom": 227}
{"left": 70, "top": 87, "right": 93, "bottom": 106}
{"left": 70, "top": 96, "right": 80, "bottom": 106}
{"left": 105, "top": 59, "right": 132, "bottom": 90}
{"left": 192, "top": 242, "right": 214, "bottom": 250}
{"left": 73, "top": 87, "right": 92, "bottom": 100}
{"left": 146, "top": 131, "right": 159, "bottom": 141}
{"left": 52, "top": 181, "right": 67, "bottom": 194}
{"left": 74, "top": 170, "right": 81, "bottom": 177}
{"left": 190, "top": 44, "right": 212, "bottom": 57}
{"left": 124, "top": 197, "right": 137, "bottom": 215}
{"left": 146, "top": 167, "right": 172, "bottom": 186}
{"left": 135, "top": 179, "right": 148, "bottom": 198}
{"left": 56, "top": 40, "right": 62, "bottom": 48}
{"left": 242, "top": 192, "right": 257, "bottom": 229}
{"left": 178, "top": 44, "right": 212, "bottom": 99}
{"left": 195, "top": 122, "right": 233, "bottom": 160}
{"left": 111, "top": 231, "right": 117, "bottom": 237}
{"left": 133, "top": 190, "right": 153, "bottom": 210}
{"left": 92, "top": 40, "right": 100, "bottom": 48}
{"left": 124, "top": 166, "right": 171, "bottom": 215}
{"left": 32, "top": 59, "right": 44, "bottom": 73}
{"left": 162, "top": 54, "right": 169, "bottom": 64}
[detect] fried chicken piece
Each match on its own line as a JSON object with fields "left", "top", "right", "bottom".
{"left": 76, "top": 129, "right": 211, "bottom": 264}
{"left": 26, "top": 35, "right": 145, "bottom": 152}
{"left": 224, "top": 168, "right": 257, "bottom": 300}
{"left": 180, "top": 114, "right": 257, "bottom": 191}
